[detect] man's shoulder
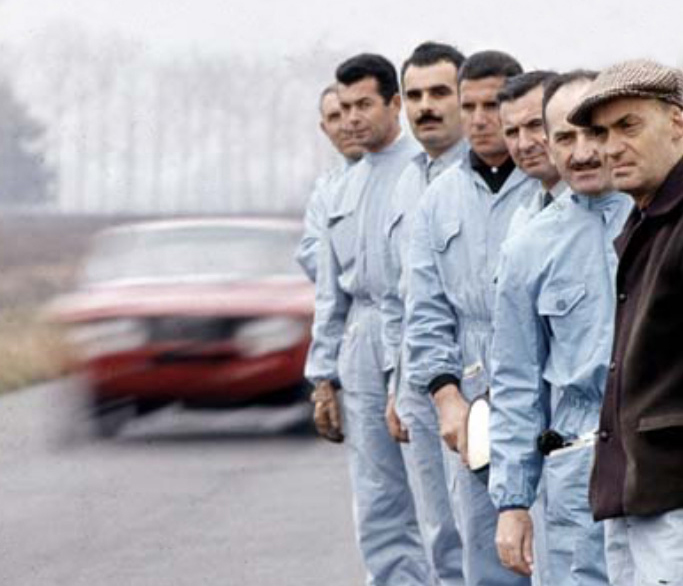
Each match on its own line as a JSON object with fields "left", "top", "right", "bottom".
{"left": 504, "top": 199, "right": 570, "bottom": 261}
{"left": 422, "top": 162, "right": 471, "bottom": 201}
{"left": 504, "top": 192, "right": 601, "bottom": 266}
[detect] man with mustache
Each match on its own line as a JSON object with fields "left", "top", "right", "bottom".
{"left": 381, "top": 41, "right": 467, "bottom": 586}
{"left": 404, "top": 50, "right": 537, "bottom": 586}
{"left": 305, "top": 53, "right": 431, "bottom": 585}
{"left": 296, "top": 84, "right": 364, "bottom": 281}
{"left": 497, "top": 71, "right": 571, "bottom": 235}
{"left": 567, "top": 59, "right": 683, "bottom": 586}
{"left": 489, "top": 70, "right": 632, "bottom": 585}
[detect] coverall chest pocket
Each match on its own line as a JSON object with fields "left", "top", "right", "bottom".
{"left": 430, "top": 219, "right": 461, "bottom": 284}
{"left": 329, "top": 214, "right": 357, "bottom": 273}
{"left": 537, "top": 283, "right": 587, "bottom": 340}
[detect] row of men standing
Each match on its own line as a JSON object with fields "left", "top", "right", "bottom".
{"left": 296, "top": 43, "right": 683, "bottom": 586}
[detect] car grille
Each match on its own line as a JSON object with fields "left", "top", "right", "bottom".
{"left": 148, "top": 316, "right": 252, "bottom": 343}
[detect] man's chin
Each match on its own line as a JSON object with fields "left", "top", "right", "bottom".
{"left": 612, "top": 175, "right": 644, "bottom": 195}
{"left": 471, "top": 139, "right": 505, "bottom": 157}
{"left": 520, "top": 160, "right": 543, "bottom": 175}
{"left": 570, "top": 177, "right": 609, "bottom": 196}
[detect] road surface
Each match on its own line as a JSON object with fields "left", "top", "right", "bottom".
{"left": 0, "top": 379, "right": 365, "bottom": 586}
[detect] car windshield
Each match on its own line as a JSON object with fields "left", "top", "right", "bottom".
{"left": 82, "top": 223, "right": 303, "bottom": 285}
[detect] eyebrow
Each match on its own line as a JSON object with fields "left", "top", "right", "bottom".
{"left": 609, "top": 113, "right": 640, "bottom": 127}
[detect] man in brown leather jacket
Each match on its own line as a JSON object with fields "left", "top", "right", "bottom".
{"left": 569, "top": 59, "right": 683, "bottom": 586}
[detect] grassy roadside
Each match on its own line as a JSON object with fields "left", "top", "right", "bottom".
{"left": 0, "top": 214, "right": 126, "bottom": 393}
{"left": 0, "top": 264, "right": 75, "bottom": 393}
{"left": 0, "top": 307, "right": 67, "bottom": 393}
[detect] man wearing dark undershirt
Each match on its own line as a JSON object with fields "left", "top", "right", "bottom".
{"left": 403, "top": 50, "right": 539, "bottom": 586}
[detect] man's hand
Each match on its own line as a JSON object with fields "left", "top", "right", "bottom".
{"left": 495, "top": 509, "right": 534, "bottom": 577}
{"left": 385, "top": 393, "right": 409, "bottom": 443}
{"left": 310, "top": 381, "right": 344, "bottom": 443}
{"left": 433, "top": 384, "right": 470, "bottom": 465}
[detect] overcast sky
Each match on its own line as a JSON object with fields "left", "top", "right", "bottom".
{"left": 2, "top": 0, "right": 683, "bottom": 71}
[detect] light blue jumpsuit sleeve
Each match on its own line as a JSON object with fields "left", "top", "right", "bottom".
{"left": 303, "top": 227, "right": 351, "bottom": 384}
{"left": 404, "top": 200, "right": 463, "bottom": 392}
{"left": 380, "top": 210, "right": 404, "bottom": 376}
{"left": 488, "top": 240, "right": 551, "bottom": 510}
{"left": 295, "top": 177, "right": 328, "bottom": 282}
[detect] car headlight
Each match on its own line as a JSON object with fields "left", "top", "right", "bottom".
{"left": 66, "top": 318, "right": 149, "bottom": 359}
{"left": 233, "top": 317, "right": 308, "bottom": 357}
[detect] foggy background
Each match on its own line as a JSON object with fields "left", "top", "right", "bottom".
{"left": 1, "top": 5, "right": 683, "bottom": 582}
{"left": 1, "top": 0, "right": 683, "bottom": 215}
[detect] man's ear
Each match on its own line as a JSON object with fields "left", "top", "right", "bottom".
{"left": 670, "top": 106, "right": 683, "bottom": 141}
{"left": 390, "top": 93, "right": 402, "bottom": 115}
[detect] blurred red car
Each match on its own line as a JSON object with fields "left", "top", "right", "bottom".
{"left": 46, "top": 217, "right": 314, "bottom": 436}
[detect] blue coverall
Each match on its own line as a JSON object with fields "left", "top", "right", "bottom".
{"left": 381, "top": 141, "right": 467, "bottom": 586}
{"left": 404, "top": 157, "right": 538, "bottom": 586}
{"left": 295, "top": 160, "right": 355, "bottom": 282}
{"left": 489, "top": 191, "right": 633, "bottom": 586}
{"left": 305, "top": 134, "right": 431, "bottom": 586}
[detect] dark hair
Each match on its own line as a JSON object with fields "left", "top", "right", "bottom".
{"left": 542, "top": 69, "right": 599, "bottom": 127}
{"left": 400, "top": 41, "right": 466, "bottom": 81}
{"left": 459, "top": 50, "right": 523, "bottom": 85}
{"left": 498, "top": 70, "right": 558, "bottom": 104}
{"left": 318, "top": 83, "right": 338, "bottom": 112}
{"left": 336, "top": 53, "right": 399, "bottom": 105}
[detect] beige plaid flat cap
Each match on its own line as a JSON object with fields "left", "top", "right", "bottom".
{"left": 568, "top": 59, "right": 683, "bottom": 126}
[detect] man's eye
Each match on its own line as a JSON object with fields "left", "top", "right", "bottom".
{"left": 432, "top": 87, "right": 452, "bottom": 98}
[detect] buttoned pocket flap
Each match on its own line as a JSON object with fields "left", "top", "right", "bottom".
{"left": 328, "top": 214, "right": 356, "bottom": 269}
{"left": 538, "top": 283, "right": 586, "bottom": 317}
{"left": 431, "top": 219, "right": 461, "bottom": 252}
{"left": 638, "top": 413, "right": 683, "bottom": 432}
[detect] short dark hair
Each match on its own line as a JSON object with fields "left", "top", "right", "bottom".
{"left": 336, "top": 53, "right": 399, "bottom": 105}
{"left": 459, "top": 50, "right": 523, "bottom": 86}
{"left": 400, "top": 41, "right": 466, "bottom": 82}
{"left": 542, "top": 69, "right": 599, "bottom": 127}
{"left": 498, "top": 70, "right": 558, "bottom": 104}
{"left": 318, "top": 83, "right": 338, "bottom": 112}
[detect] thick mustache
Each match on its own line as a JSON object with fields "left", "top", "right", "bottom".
{"left": 417, "top": 114, "right": 442, "bottom": 125}
{"left": 569, "top": 159, "right": 601, "bottom": 171}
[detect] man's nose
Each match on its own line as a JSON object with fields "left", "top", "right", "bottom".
{"left": 573, "top": 135, "right": 595, "bottom": 162}
{"left": 418, "top": 92, "right": 434, "bottom": 111}
{"left": 604, "top": 134, "right": 625, "bottom": 160}
{"left": 519, "top": 128, "right": 535, "bottom": 152}
{"left": 472, "top": 106, "right": 487, "bottom": 127}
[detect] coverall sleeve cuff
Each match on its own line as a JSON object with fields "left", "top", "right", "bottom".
{"left": 428, "top": 374, "right": 460, "bottom": 396}
{"left": 498, "top": 505, "right": 530, "bottom": 512}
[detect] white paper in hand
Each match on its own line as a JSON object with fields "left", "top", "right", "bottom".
{"left": 467, "top": 395, "right": 490, "bottom": 471}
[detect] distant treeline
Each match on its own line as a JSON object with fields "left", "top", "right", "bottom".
{"left": 1, "top": 25, "right": 343, "bottom": 214}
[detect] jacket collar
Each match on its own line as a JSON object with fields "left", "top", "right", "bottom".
{"left": 643, "top": 155, "right": 683, "bottom": 218}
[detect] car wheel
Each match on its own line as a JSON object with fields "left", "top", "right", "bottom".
{"left": 89, "top": 395, "right": 137, "bottom": 438}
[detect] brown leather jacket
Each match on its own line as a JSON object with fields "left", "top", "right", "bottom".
{"left": 591, "top": 156, "right": 683, "bottom": 520}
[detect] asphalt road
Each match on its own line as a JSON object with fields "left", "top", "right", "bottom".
{"left": 0, "top": 379, "right": 365, "bottom": 586}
